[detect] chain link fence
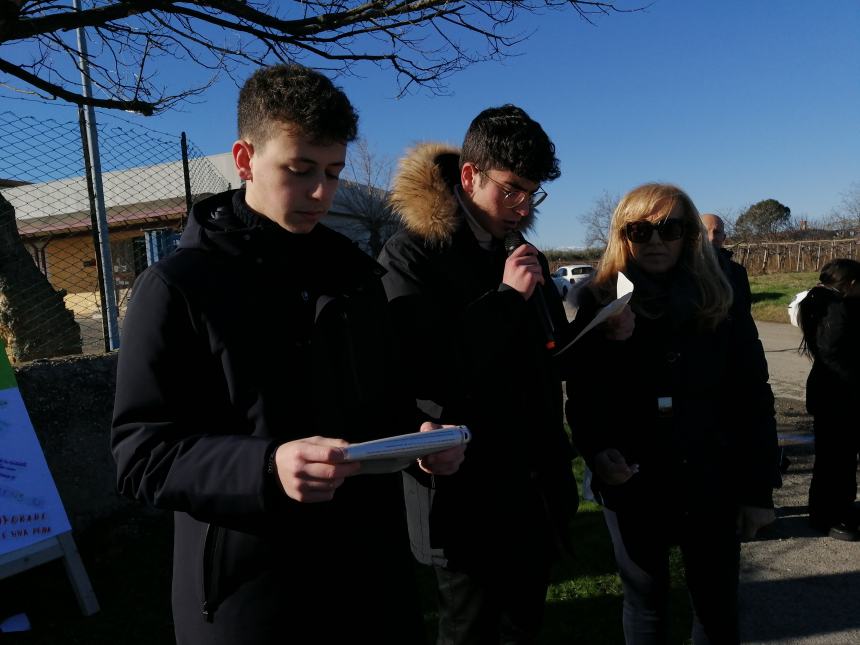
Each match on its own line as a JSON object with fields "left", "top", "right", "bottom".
{"left": 0, "top": 110, "right": 230, "bottom": 361}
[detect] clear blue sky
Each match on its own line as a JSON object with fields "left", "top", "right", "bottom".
{"left": 3, "top": 0, "right": 859, "bottom": 248}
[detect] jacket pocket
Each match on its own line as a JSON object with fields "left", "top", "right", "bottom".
{"left": 200, "top": 523, "right": 224, "bottom": 622}
{"left": 402, "top": 470, "right": 447, "bottom": 567}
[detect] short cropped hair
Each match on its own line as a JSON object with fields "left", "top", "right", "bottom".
{"left": 460, "top": 105, "right": 560, "bottom": 183}
{"left": 237, "top": 64, "right": 358, "bottom": 146}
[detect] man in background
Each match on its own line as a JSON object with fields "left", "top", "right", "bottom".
{"left": 702, "top": 212, "right": 752, "bottom": 313}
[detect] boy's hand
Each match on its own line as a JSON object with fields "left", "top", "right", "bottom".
{"left": 502, "top": 244, "right": 544, "bottom": 300}
{"left": 274, "top": 437, "right": 361, "bottom": 503}
{"left": 416, "top": 422, "right": 467, "bottom": 476}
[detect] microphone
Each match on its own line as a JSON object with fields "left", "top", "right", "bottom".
{"left": 503, "top": 231, "right": 556, "bottom": 350}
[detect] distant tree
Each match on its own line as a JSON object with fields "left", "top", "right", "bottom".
{"left": 339, "top": 139, "right": 399, "bottom": 257}
{"left": 719, "top": 212, "right": 739, "bottom": 242}
{"left": 0, "top": 0, "right": 636, "bottom": 115}
{"left": 578, "top": 190, "right": 619, "bottom": 249}
{"left": 735, "top": 199, "right": 791, "bottom": 239}
{"left": 839, "top": 181, "right": 860, "bottom": 225}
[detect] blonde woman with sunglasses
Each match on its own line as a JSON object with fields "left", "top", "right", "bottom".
{"left": 565, "top": 183, "right": 780, "bottom": 644}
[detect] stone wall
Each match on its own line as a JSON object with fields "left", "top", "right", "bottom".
{"left": 14, "top": 352, "right": 129, "bottom": 531}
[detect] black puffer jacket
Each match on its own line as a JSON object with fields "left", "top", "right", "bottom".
{"left": 111, "top": 190, "right": 422, "bottom": 644}
{"left": 378, "top": 144, "right": 578, "bottom": 570}
{"left": 567, "top": 270, "right": 779, "bottom": 521}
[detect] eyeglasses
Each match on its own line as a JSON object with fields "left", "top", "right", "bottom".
{"left": 624, "top": 218, "right": 686, "bottom": 244}
{"left": 477, "top": 169, "right": 547, "bottom": 209}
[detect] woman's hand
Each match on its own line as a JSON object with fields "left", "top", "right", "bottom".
{"left": 603, "top": 304, "right": 635, "bottom": 341}
{"left": 593, "top": 448, "right": 639, "bottom": 485}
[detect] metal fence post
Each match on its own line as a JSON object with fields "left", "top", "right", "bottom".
{"left": 181, "top": 132, "right": 193, "bottom": 223}
{"left": 78, "top": 108, "right": 111, "bottom": 352}
{"left": 74, "top": 0, "right": 120, "bottom": 350}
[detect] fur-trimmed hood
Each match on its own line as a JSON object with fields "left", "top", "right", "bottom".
{"left": 389, "top": 142, "right": 535, "bottom": 245}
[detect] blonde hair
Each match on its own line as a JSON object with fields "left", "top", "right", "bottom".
{"left": 591, "top": 183, "right": 732, "bottom": 329}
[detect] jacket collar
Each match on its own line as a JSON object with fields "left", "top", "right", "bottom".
{"left": 179, "top": 189, "right": 386, "bottom": 294}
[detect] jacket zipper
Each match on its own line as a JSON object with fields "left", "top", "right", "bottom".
{"left": 200, "top": 523, "right": 223, "bottom": 622}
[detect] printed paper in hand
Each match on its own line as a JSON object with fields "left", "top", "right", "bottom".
{"left": 556, "top": 272, "right": 634, "bottom": 355}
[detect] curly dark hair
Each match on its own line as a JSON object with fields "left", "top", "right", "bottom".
{"left": 237, "top": 64, "right": 358, "bottom": 145}
{"left": 460, "top": 104, "right": 560, "bottom": 183}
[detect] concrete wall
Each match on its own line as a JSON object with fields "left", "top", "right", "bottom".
{"left": 14, "top": 353, "right": 128, "bottom": 532}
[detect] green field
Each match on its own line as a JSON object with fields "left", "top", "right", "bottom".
{"left": 749, "top": 271, "right": 817, "bottom": 323}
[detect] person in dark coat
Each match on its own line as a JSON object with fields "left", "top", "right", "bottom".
{"left": 567, "top": 184, "right": 779, "bottom": 645}
{"left": 377, "top": 105, "right": 632, "bottom": 644}
{"left": 799, "top": 258, "right": 860, "bottom": 541}
{"left": 701, "top": 213, "right": 752, "bottom": 314}
{"left": 110, "top": 64, "right": 464, "bottom": 645}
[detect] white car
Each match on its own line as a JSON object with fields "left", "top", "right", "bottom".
{"left": 553, "top": 264, "right": 594, "bottom": 285}
{"left": 551, "top": 275, "right": 570, "bottom": 299}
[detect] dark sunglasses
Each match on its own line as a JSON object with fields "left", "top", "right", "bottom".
{"left": 624, "top": 218, "right": 686, "bottom": 244}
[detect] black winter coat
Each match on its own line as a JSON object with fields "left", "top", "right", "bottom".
{"left": 378, "top": 143, "right": 578, "bottom": 571}
{"left": 111, "top": 190, "right": 422, "bottom": 645}
{"left": 567, "top": 271, "right": 779, "bottom": 527}
{"left": 716, "top": 247, "right": 752, "bottom": 314}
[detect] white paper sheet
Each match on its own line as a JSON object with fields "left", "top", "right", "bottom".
{"left": 556, "top": 271, "right": 634, "bottom": 356}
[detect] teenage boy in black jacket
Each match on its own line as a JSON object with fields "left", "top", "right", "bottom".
{"left": 377, "top": 106, "right": 626, "bottom": 644}
{"left": 111, "top": 64, "right": 463, "bottom": 645}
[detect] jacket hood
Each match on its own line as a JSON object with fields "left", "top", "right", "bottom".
{"left": 178, "top": 189, "right": 248, "bottom": 255}
{"left": 389, "top": 142, "right": 535, "bottom": 245}
{"left": 177, "top": 189, "right": 385, "bottom": 290}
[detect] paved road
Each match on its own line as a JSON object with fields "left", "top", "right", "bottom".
{"left": 739, "top": 420, "right": 860, "bottom": 644}
{"left": 756, "top": 321, "right": 811, "bottom": 401}
{"left": 739, "top": 322, "right": 859, "bottom": 644}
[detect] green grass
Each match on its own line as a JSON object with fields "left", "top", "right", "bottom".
{"left": 749, "top": 271, "right": 817, "bottom": 323}
{"left": 538, "top": 457, "right": 692, "bottom": 644}
{"left": 418, "top": 456, "right": 693, "bottom": 644}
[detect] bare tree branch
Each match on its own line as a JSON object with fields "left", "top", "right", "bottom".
{"left": 578, "top": 190, "right": 618, "bottom": 249}
{"left": 338, "top": 138, "right": 400, "bottom": 256}
{"left": 0, "top": 55, "right": 157, "bottom": 113}
{"left": 1, "top": 0, "right": 639, "bottom": 114}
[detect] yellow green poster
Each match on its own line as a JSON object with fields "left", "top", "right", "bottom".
{"left": 0, "top": 340, "right": 72, "bottom": 554}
